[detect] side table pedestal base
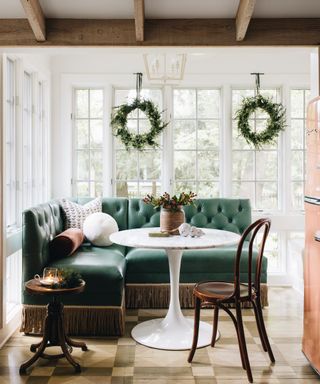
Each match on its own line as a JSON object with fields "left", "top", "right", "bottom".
{"left": 20, "top": 300, "right": 88, "bottom": 374}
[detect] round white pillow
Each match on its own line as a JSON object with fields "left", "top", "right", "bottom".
{"left": 83, "top": 212, "right": 119, "bottom": 246}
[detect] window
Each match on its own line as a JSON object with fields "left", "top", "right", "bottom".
{"left": 5, "top": 58, "right": 17, "bottom": 230}
{"left": 73, "top": 88, "right": 104, "bottom": 197}
{"left": 290, "top": 89, "right": 310, "bottom": 210}
{"left": 114, "top": 89, "right": 162, "bottom": 198}
{"left": 232, "top": 89, "right": 280, "bottom": 210}
{"left": 173, "top": 89, "right": 220, "bottom": 197}
{"left": 33, "top": 81, "right": 48, "bottom": 204}
{"left": 22, "top": 71, "right": 33, "bottom": 210}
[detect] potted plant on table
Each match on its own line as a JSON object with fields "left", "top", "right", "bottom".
{"left": 143, "top": 191, "right": 197, "bottom": 235}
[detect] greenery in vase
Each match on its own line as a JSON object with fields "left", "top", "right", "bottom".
{"left": 143, "top": 191, "right": 197, "bottom": 212}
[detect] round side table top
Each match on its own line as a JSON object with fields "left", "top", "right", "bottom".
{"left": 25, "top": 279, "right": 86, "bottom": 295}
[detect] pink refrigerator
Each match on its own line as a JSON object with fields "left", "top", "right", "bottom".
{"left": 304, "top": 96, "right": 320, "bottom": 374}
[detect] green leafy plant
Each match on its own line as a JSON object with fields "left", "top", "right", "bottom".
{"left": 235, "top": 94, "right": 286, "bottom": 149}
{"left": 111, "top": 98, "right": 168, "bottom": 151}
{"left": 53, "top": 269, "right": 83, "bottom": 289}
{"left": 143, "top": 192, "right": 197, "bottom": 212}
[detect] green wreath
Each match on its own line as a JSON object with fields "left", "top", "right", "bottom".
{"left": 111, "top": 98, "right": 168, "bottom": 151}
{"left": 236, "top": 94, "right": 286, "bottom": 148}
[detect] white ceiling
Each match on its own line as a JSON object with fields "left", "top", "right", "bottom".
{"left": 0, "top": 0, "right": 320, "bottom": 19}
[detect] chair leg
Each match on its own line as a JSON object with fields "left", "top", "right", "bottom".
{"left": 211, "top": 305, "right": 219, "bottom": 347}
{"left": 220, "top": 304, "right": 246, "bottom": 370}
{"left": 188, "top": 297, "right": 201, "bottom": 363}
{"left": 254, "top": 297, "right": 275, "bottom": 363}
{"left": 235, "top": 301, "right": 253, "bottom": 383}
{"left": 252, "top": 299, "right": 267, "bottom": 352}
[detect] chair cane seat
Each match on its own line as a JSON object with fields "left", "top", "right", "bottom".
{"left": 194, "top": 281, "right": 249, "bottom": 301}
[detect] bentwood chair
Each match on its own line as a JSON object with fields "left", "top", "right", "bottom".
{"left": 188, "top": 218, "right": 275, "bottom": 383}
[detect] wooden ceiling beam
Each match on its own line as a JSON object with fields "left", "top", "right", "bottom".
{"left": 0, "top": 18, "right": 320, "bottom": 46}
{"left": 134, "top": 0, "right": 145, "bottom": 42}
{"left": 236, "top": 0, "right": 256, "bottom": 41}
{"left": 20, "top": 0, "right": 46, "bottom": 41}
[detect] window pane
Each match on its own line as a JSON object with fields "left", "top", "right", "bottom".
{"left": 291, "top": 182, "right": 304, "bottom": 210}
{"left": 197, "top": 90, "right": 220, "bottom": 118}
{"left": 116, "top": 150, "right": 138, "bottom": 180}
{"left": 290, "top": 89, "right": 309, "bottom": 210}
{"left": 232, "top": 151, "right": 254, "bottom": 180}
{"left": 175, "top": 181, "right": 197, "bottom": 194}
{"left": 232, "top": 89, "right": 254, "bottom": 118}
{"left": 76, "top": 120, "right": 89, "bottom": 149}
{"left": 174, "top": 89, "right": 196, "bottom": 118}
{"left": 256, "top": 182, "right": 278, "bottom": 210}
{"left": 73, "top": 88, "right": 104, "bottom": 197}
{"left": 291, "top": 120, "right": 304, "bottom": 149}
{"left": 139, "top": 151, "right": 161, "bottom": 180}
{"left": 114, "top": 88, "right": 163, "bottom": 197}
{"left": 90, "top": 120, "right": 103, "bottom": 148}
{"left": 198, "top": 151, "right": 219, "bottom": 180}
{"left": 198, "top": 120, "right": 219, "bottom": 150}
{"left": 90, "top": 182, "right": 103, "bottom": 197}
{"left": 139, "top": 181, "right": 161, "bottom": 197}
{"left": 116, "top": 181, "right": 129, "bottom": 197}
{"left": 75, "top": 89, "right": 89, "bottom": 118}
{"left": 255, "top": 151, "right": 277, "bottom": 180}
{"left": 174, "top": 151, "right": 196, "bottom": 180}
{"left": 90, "top": 150, "right": 103, "bottom": 180}
{"left": 76, "top": 182, "right": 89, "bottom": 197}
{"left": 232, "top": 88, "right": 280, "bottom": 210}
{"left": 232, "top": 120, "right": 251, "bottom": 150}
{"left": 77, "top": 151, "right": 89, "bottom": 180}
{"left": 232, "top": 181, "right": 255, "bottom": 201}
{"left": 291, "top": 89, "right": 304, "bottom": 118}
{"left": 291, "top": 151, "right": 304, "bottom": 181}
{"left": 173, "top": 88, "right": 221, "bottom": 196}
{"left": 198, "top": 181, "right": 219, "bottom": 197}
{"left": 174, "top": 121, "right": 196, "bottom": 150}
{"left": 90, "top": 89, "right": 103, "bottom": 118}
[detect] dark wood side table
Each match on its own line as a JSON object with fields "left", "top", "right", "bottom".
{"left": 19, "top": 279, "right": 88, "bottom": 374}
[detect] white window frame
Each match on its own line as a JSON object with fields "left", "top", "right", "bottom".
{"left": 171, "top": 87, "right": 222, "bottom": 197}
{"left": 231, "top": 87, "right": 282, "bottom": 213}
{"left": 4, "top": 57, "right": 18, "bottom": 232}
{"left": 72, "top": 87, "right": 105, "bottom": 198}
{"left": 289, "top": 88, "right": 310, "bottom": 211}
{"left": 22, "top": 70, "right": 33, "bottom": 210}
{"left": 112, "top": 87, "right": 164, "bottom": 198}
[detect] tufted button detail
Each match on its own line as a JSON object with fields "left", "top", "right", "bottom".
{"left": 197, "top": 205, "right": 202, "bottom": 212}
{"left": 217, "top": 206, "right": 222, "bottom": 213}
{"left": 228, "top": 218, "right": 232, "bottom": 223}
{"left": 239, "top": 205, "right": 242, "bottom": 212}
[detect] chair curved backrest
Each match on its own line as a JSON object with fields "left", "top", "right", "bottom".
{"left": 233, "top": 218, "right": 271, "bottom": 299}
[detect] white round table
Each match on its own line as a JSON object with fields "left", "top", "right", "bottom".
{"left": 110, "top": 227, "right": 240, "bottom": 350}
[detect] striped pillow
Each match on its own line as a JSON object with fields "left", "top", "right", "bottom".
{"left": 60, "top": 198, "right": 102, "bottom": 230}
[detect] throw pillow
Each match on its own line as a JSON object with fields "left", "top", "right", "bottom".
{"left": 83, "top": 212, "right": 119, "bottom": 246}
{"left": 60, "top": 197, "right": 102, "bottom": 229}
{"left": 49, "top": 228, "right": 84, "bottom": 259}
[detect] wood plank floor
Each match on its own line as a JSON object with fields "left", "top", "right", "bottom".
{"left": 1, "top": 287, "right": 319, "bottom": 383}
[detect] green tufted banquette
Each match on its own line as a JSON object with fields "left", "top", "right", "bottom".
{"left": 21, "top": 197, "right": 268, "bottom": 336}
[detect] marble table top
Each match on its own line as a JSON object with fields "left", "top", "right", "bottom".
{"left": 110, "top": 227, "right": 240, "bottom": 250}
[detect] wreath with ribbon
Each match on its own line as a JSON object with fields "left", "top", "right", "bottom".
{"left": 111, "top": 73, "right": 168, "bottom": 151}
{"left": 235, "top": 73, "right": 286, "bottom": 148}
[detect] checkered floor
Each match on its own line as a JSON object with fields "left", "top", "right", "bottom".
{"left": 1, "top": 287, "right": 319, "bottom": 383}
